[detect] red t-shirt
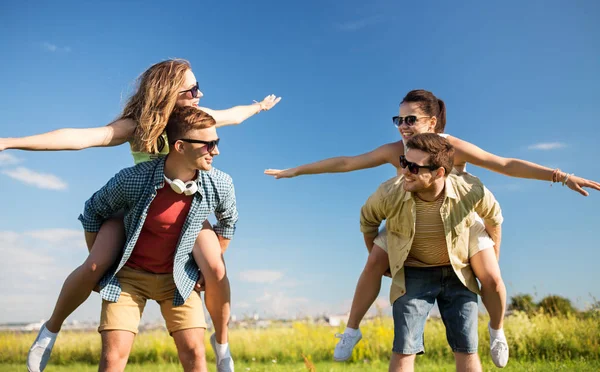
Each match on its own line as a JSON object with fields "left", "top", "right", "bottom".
{"left": 126, "top": 185, "right": 194, "bottom": 274}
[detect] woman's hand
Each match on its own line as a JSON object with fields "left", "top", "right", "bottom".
{"left": 566, "top": 175, "right": 600, "bottom": 196}
{"left": 255, "top": 94, "right": 282, "bottom": 111}
{"left": 264, "top": 168, "right": 297, "bottom": 179}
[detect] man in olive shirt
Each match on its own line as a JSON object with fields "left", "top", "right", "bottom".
{"left": 360, "top": 133, "right": 503, "bottom": 372}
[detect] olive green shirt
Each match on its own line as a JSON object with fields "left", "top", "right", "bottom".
{"left": 360, "top": 173, "right": 503, "bottom": 304}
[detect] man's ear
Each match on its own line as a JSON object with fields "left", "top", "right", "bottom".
{"left": 172, "top": 140, "right": 183, "bottom": 153}
{"left": 435, "top": 167, "right": 446, "bottom": 180}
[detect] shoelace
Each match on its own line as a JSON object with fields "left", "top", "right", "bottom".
{"left": 490, "top": 338, "right": 509, "bottom": 353}
{"left": 334, "top": 333, "right": 352, "bottom": 346}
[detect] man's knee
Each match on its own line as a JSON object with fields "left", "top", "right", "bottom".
{"left": 100, "top": 334, "right": 132, "bottom": 370}
{"left": 395, "top": 353, "right": 415, "bottom": 361}
{"left": 101, "top": 348, "right": 129, "bottom": 369}
{"left": 178, "top": 339, "right": 206, "bottom": 363}
{"left": 454, "top": 351, "right": 481, "bottom": 371}
{"left": 389, "top": 352, "right": 415, "bottom": 371}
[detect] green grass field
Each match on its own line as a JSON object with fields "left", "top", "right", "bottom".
{"left": 1, "top": 312, "right": 598, "bottom": 370}
{"left": 2, "top": 360, "right": 600, "bottom": 371}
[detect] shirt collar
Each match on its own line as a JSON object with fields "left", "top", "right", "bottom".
{"left": 402, "top": 176, "right": 457, "bottom": 201}
{"left": 152, "top": 157, "right": 167, "bottom": 188}
{"left": 444, "top": 176, "right": 458, "bottom": 200}
{"left": 152, "top": 156, "right": 203, "bottom": 195}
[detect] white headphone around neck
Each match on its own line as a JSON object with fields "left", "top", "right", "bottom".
{"left": 163, "top": 175, "right": 198, "bottom": 196}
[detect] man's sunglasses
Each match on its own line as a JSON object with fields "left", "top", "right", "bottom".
{"left": 392, "top": 115, "right": 431, "bottom": 128}
{"left": 179, "top": 82, "right": 201, "bottom": 99}
{"left": 399, "top": 155, "right": 438, "bottom": 174}
{"left": 176, "top": 138, "right": 220, "bottom": 152}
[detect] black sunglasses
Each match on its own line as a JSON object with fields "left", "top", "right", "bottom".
{"left": 176, "top": 138, "right": 220, "bottom": 152}
{"left": 392, "top": 115, "right": 431, "bottom": 128}
{"left": 179, "top": 82, "right": 201, "bottom": 99}
{"left": 399, "top": 155, "right": 438, "bottom": 175}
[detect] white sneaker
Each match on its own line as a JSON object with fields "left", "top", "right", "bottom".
{"left": 489, "top": 325, "right": 509, "bottom": 368}
{"left": 27, "top": 323, "right": 57, "bottom": 372}
{"left": 210, "top": 333, "right": 234, "bottom": 372}
{"left": 333, "top": 329, "right": 362, "bottom": 362}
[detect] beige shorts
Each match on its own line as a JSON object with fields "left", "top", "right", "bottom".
{"left": 99, "top": 266, "right": 207, "bottom": 335}
{"left": 374, "top": 215, "right": 494, "bottom": 257}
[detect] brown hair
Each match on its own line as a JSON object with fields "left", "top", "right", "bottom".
{"left": 166, "top": 106, "right": 216, "bottom": 143}
{"left": 405, "top": 133, "right": 454, "bottom": 176}
{"left": 121, "top": 59, "right": 191, "bottom": 154}
{"left": 401, "top": 89, "right": 446, "bottom": 133}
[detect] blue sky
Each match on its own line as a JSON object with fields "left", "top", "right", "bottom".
{"left": 1, "top": 1, "right": 599, "bottom": 324}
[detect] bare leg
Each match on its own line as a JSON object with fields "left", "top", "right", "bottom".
{"left": 347, "top": 245, "right": 390, "bottom": 329}
{"left": 172, "top": 328, "right": 208, "bottom": 372}
{"left": 99, "top": 330, "right": 135, "bottom": 372}
{"left": 389, "top": 353, "right": 415, "bottom": 372}
{"left": 192, "top": 221, "right": 230, "bottom": 344}
{"left": 470, "top": 248, "right": 506, "bottom": 330}
{"left": 454, "top": 352, "right": 482, "bottom": 372}
{"left": 46, "top": 217, "right": 125, "bottom": 332}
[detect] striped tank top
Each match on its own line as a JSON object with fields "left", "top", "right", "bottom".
{"left": 403, "top": 193, "right": 450, "bottom": 267}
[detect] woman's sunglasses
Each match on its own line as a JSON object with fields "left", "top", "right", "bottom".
{"left": 179, "top": 82, "right": 201, "bottom": 99}
{"left": 176, "top": 138, "right": 220, "bottom": 153}
{"left": 392, "top": 115, "right": 431, "bottom": 128}
{"left": 399, "top": 155, "right": 438, "bottom": 174}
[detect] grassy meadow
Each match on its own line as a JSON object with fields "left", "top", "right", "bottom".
{"left": 1, "top": 312, "right": 599, "bottom": 370}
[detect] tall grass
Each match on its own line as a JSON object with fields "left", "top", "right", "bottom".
{"left": 1, "top": 312, "right": 598, "bottom": 365}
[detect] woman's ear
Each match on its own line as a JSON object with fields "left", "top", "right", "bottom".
{"left": 429, "top": 116, "right": 438, "bottom": 132}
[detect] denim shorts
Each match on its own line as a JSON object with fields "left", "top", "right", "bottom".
{"left": 392, "top": 266, "right": 478, "bottom": 355}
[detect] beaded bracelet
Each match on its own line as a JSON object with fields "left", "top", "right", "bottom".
{"left": 562, "top": 173, "right": 573, "bottom": 186}
{"left": 551, "top": 168, "right": 562, "bottom": 185}
{"left": 252, "top": 100, "right": 265, "bottom": 113}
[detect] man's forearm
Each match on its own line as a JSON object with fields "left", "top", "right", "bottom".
{"left": 484, "top": 223, "right": 502, "bottom": 260}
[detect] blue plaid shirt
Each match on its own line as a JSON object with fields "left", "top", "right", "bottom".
{"left": 78, "top": 157, "right": 238, "bottom": 306}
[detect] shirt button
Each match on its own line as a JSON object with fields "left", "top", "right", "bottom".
{"left": 395, "top": 265, "right": 400, "bottom": 269}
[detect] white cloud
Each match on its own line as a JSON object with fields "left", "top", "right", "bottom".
{"left": 0, "top": 231, "right": 20, "bottom": 243}
{"left": 0, "top": 153, "right": 21, "bottom": 166}
{"left": 236, "top": 301, "right": 251, "bottom": 309}
{"left": 335, "top": 15, "right": 385, "bottom": 32}
{"left": 239, "top": 270, "right": 284, "bottom": 283}
{"left": 26, "top": 229, "right": 85, "bottom": 249}
{"left": 2, "top": 167, "right": 68, "bottom": 190}
{"left": 0, "top": 229, "right": 99, "bottom": 323}
{"left": 0, "top": 231, "right": 63, "bottom": 285}
{"left": 338, "top": 296, "right": 391, "bottom": 318}
{"left": 42, "top": 42, "right": 71, "bottom": 53}
{"left": 256, "top": 291, "right": 310, "bottom": 317}
{"left": 527, "top": 142, "right": 567, "bottom": 150}
{"left": 27, "top": 229, "right": 82, "bottom": 243}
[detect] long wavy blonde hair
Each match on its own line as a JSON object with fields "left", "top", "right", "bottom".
{"left": 122, "top": 59, "right": 191, "bottom": 154}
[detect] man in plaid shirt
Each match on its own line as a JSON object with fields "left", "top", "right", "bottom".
{"left": 79, "top": 106, "right": 237, "bottom": 371}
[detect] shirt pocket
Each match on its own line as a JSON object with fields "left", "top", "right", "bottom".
{"left": 387, "top": 224, "right": 411, "bottom": 240}
{"left": 386, "top": 224, "right": 412, "bottom": 271}
{"left": 452, "top": 214, "right": 474, "bottom": 262}
{"left": 452, "top": 213, "right": 475, "bottom": 237}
